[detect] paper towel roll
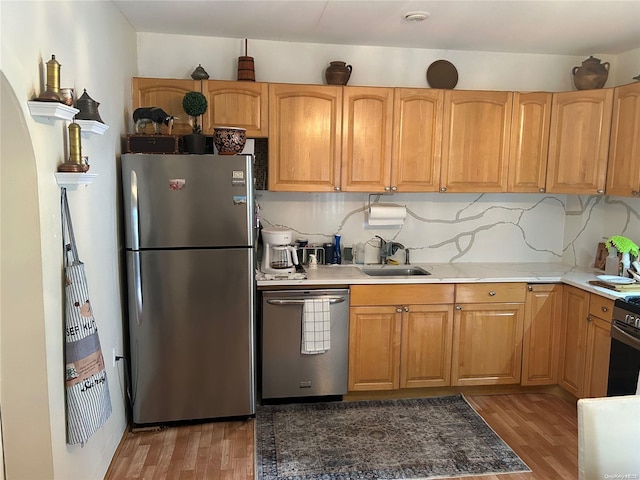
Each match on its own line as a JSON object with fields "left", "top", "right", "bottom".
{"left": 368, "top": 205, "right": 407, "bottom": 226}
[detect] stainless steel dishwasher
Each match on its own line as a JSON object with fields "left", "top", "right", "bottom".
{"left": 261, "top": 289, "right": 349, "bottom": 399}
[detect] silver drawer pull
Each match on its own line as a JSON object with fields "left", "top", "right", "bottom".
{"left": 267, "top": 297, "right": 346, "bottom": 306}
{"left": 489, "top": 291, "right": 496, "bottom": 296}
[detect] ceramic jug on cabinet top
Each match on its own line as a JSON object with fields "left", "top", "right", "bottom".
{"left": 572, "top": 56, "right": 610, "bottom": 90}
{"left": 325, "top": 61, "right": 352, "bottom": 85}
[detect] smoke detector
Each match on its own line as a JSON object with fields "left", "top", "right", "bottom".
{"left": 403, "top": 11, "right": 430, "bottom": 22}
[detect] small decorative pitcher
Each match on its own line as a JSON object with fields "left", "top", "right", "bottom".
{"left": 325, "top": 61, "right": 352, "bottom": 85}
{"left": 572, "top": 56, "right": 610, "bottom": 90}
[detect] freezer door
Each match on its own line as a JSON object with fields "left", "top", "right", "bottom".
{"left": 126, "top": 248, "right": 255, "bottom": 424}
{"left": 122, "top": 154, "right": 254, "bottom": 249}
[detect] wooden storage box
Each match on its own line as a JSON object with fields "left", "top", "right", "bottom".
{"left": 125, "top": 134, "right": 181, "bottom": 154}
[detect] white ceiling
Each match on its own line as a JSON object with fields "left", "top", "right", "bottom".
{"left": 113, "top": 0, "right": 640, "bottom": 56}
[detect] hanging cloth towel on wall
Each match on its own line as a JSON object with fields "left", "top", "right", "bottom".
{"left": 61, "top": 188, "right": 112, "bottom": 446}
{"left": 301, "top": 298, "right": 331, "bottom": 354}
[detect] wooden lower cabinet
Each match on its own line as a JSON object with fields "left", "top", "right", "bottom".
{"left": 348, "top": 284, "right": 454, "bottom": 391}
{"left": 348, "top": 306, "right": 401, "bottom": 391}
{"left": 558, "top": 286, "right": 590, "bottom": 396}
{"left": 400, "top": 304, "right": 454, "bottom": 388}
{"left": 558, "top": 286, "right": 613, "bottom": 398}
{"left": 451, "top": 283, "right": 526, "bottom": 386}
{"left": 451, "top": 302, "right": 525, "bottom": 386}
{"left": 583, "top": 316, "right": 612, "bottom": 397}
{"left": 521, "top": 284, "right": 562, "bottom": 385}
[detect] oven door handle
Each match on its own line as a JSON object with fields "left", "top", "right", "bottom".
{"left": 611, "top": 322, "right": 640, "bottom": 350}
{"left": 266, "top": 297, "right": 346, "bottom": 306}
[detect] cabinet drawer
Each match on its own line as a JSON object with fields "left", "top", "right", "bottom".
{"left": 350, "top": 284, "right": 454, "bottom": 306}
{"left": 589, "top": 294, "right": 613, "bottom": 321}
{"left": 455, "top": 283, "right": 526, "bottom": 303}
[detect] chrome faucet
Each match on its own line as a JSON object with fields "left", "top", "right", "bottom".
{"left": 375, "top": 236, "right": 410, "bottom": 265}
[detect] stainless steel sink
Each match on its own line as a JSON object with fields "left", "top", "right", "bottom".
{"left": 360, "top": 266, "right": 431, "bottom": 277}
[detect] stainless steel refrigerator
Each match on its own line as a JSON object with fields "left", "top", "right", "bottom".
{"left": 122, "top": 153, "right": 256, "bottom": 425}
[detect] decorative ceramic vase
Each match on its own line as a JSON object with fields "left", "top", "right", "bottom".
{"left": 325, "top": 61, "right": 352, "bottom": 85}
{"left": 213, "top": 127, "right": 246, "bottom": 155}
{"left": 572, "top": 56, "right": 610, "bottom": 90}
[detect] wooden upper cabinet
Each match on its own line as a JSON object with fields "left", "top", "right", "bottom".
{"left": 441, "top": 90, "right": 513, "bottom": 193}
{"left": 508, "top": 92, "right": 552, "bottom": 193}
{"left": 391, "top": 88, "right": 444, "bottom": 192}
{"left": 202, "top": 80, "right": 268, "bottom": 137}
{"left": 546, "top": 89, "right": 613, "bottom": 194}
{"left": 268, "top": 84, "right": 342, "bottom": 192}
{"left": 341, "top": 86, "right": 394, "bottom": 192}
{"left": 132, "top": 77, "right": 201, "bottom": 135}
{"left": 605, "top": 82, "right": 640, "bottom": 197}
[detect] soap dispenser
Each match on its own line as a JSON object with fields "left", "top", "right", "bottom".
{"left": 605, "top": 246, "right": 619, "bottom": 275}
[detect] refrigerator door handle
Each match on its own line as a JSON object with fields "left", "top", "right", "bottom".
{"left": 132, "top": 251, "right": 144, "bottom": 326}
{"left": 129, "top": 169, "right": 140, "bottom": 250}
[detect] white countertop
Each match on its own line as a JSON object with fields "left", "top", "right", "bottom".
{"left": 257, "top": 262, "right": 638, "bottom": 301}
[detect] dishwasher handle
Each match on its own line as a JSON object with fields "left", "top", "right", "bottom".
{"left": 266, "top": 297, "right": 346, "bottom": 306}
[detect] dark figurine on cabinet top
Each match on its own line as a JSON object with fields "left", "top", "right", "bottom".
{"left": 133, "top": 107, "right": 176, "bottom": 134}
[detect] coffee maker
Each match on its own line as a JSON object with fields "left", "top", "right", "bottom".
{"left": 261, "top": 227, "right": 299, "bottom": 274}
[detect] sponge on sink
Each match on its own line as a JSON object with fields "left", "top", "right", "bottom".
{"left": 606, "top": 236, "right": 639, "bottom": 257}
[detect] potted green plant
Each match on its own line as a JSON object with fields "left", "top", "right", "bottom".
{"left": 182, "top": 91, "right": 208, "bottom": 154}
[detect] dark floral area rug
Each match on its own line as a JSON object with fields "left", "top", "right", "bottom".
{"left": 256, "top": 394, "right": 530, "bottom": 480}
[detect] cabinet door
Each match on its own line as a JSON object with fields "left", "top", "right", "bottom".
{"left": 558, "top": 286, "right": 590, "bottom": 397}
{"left": 348, "top": 306, "right": 401, "bottom": 391}
{"left": 400, "top": 304, "right": 454, "bottom": 388}
{"left": 546, "top": 89, "right": 613, "bottom": 194}
{"left": 441, "top": 90, "right": 513, "bottom": 193}
{"left": 451, "top": 302, "right": 525, "bottom": 386}
{"left": 508, "top": 92, "right": 552, "bottom": 193}
{"left": 268, "top": 84, "right": 342, "bottom": 192}
{"left": 391, "top": 88, "right": 443, "bottom": 192}
{"left": 341, "top": 86, "right": 394, "bottom": 192}
{"left": 521, "top": 284, "right": 562, "bottom": 386}
{"left": 606, "top": 82, "right": 640, "bottom": 197}
{"left": 583, "top": 315, "right": 612, "bottom": 398}
{"left": 132, "top": 77, "right": 201, "bottom": 135}
{"left": 202, "top": 80, "right": 268, "bottom": 137}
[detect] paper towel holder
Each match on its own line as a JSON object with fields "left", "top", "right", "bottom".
{"left": 368, "top": 193, "right": 392, "bottom": 209}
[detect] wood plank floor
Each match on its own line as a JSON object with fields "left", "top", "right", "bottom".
{"left": 104, "top": 392, "right": 578, "bottom": 480}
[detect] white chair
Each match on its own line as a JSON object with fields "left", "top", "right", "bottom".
{"left": 577, "top": 395, "right": 640, "bottom": 480}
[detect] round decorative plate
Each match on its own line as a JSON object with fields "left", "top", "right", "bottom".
{"left": 427, "top": 60, "right": 458, "bottom": 89}
{"left": 596, "top": 275, "right": 635, "bottom": 284}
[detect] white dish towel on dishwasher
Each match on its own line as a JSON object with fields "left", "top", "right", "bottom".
{"left": 301, "top": 298, "right": 331, "bottom": 354}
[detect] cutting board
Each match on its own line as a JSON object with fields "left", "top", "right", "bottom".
{"left": 588, "top": 280, "right": 640, "bottom": 292}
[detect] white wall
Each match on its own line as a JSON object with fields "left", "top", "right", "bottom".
{"left": 613, "top": 46, "right": 640, "bottom": 85}
{"left": 1, "top": 1, "right": 136, "bottom": 479}
{"left": 137, "top": 32, "right": 623, "bottom": 92}
{"left": 138, "top": 32, "right": 640, "bottom": 268}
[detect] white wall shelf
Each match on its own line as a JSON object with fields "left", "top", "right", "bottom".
{"left": 76, "top": 119, "right": 109, "bottom": 135}
{"left": 28, "top": 101, "right": 78, "bottom": 121}
{"left": 55, "top": 172, "right": 97, "bottom": 188}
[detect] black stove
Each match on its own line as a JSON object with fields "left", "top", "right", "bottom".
{"left": 609, "top": 296, "right": 640, "bottom": 397}
{"left": 613, "top": 296, "right": 640, "bottom": 330}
